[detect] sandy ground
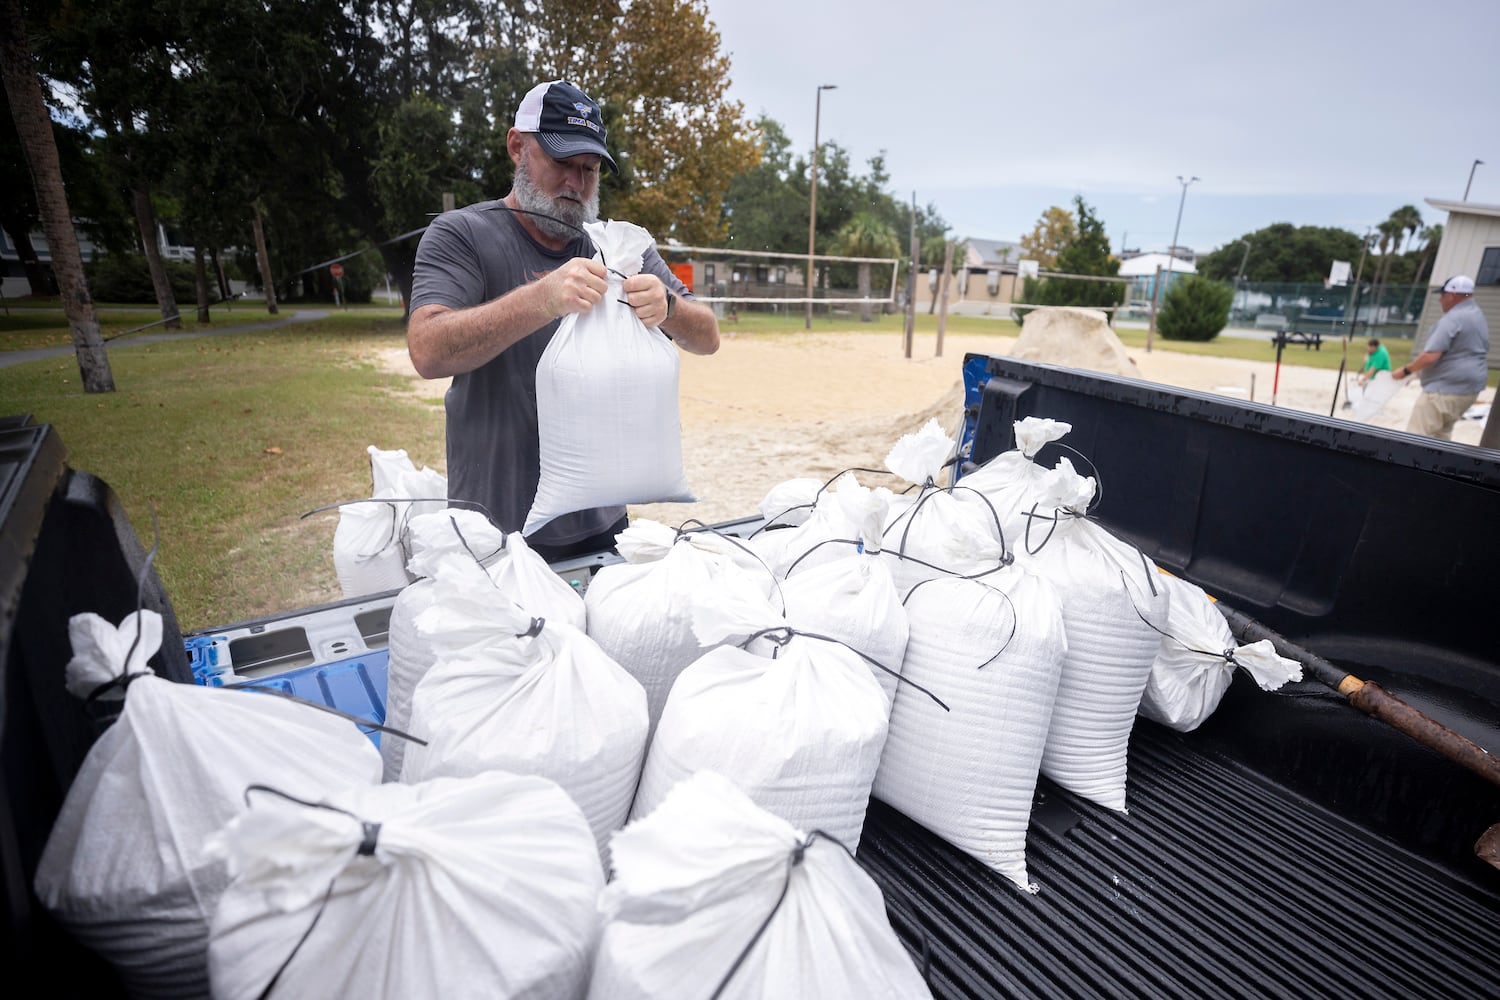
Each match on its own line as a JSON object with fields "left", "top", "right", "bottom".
{"left": 376, "top": 326, "right": 1493, "bottom": 527}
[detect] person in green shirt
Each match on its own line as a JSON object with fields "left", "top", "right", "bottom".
{"left": 1358, "top": 338, "right": 1391, "bottom": 385}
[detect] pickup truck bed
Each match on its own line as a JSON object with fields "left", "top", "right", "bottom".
{"left": 4, "top": 354, "right": 1499, "bottom": 998}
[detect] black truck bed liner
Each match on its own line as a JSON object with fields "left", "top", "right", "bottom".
{"left": 861, "top": 722, "right": 1500, "bottom": 1000}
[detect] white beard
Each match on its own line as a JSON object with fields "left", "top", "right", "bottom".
{"left": 512, "top": 150, "right": 600, "bottom": 240}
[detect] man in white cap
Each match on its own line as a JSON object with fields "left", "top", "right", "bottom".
{"left": 406, "top": 80, "right": 719, "bottom": 560}
{"left": 1396, "top": 275, "right": 1490, "bottom": 440}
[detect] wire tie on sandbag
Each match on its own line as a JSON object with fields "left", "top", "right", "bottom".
{"left": 708, "top": 830, "right": 851, "bottom": 1000}
{"left": 84, "top": 507, "right": 163, "bottom": 714}
{"left": 519, "top": 617, "right": 546, "bottom": 639}
{"left": 241, "top": 785, "right": 379, "bottom": 1000}
{"left": 748, "top": 502, "right": 815, "bottom": 537}
{"left": 902, "top": 576, "right": 1019, "bottom": 670}
{"left": 83, "top": 671, "right": 153, "bottom": 707}
{"left": 884, "top": 482, "right": 1012, "bottom": 569}
{"left": 1124, "top": 580, "right": 1227, "bottom": 664}
{"left": 1046, "top": 441, "right": 1106, "bottom": 513}
{"left": 783, "top": 536, "right": 862, "bottom": 577}
{"left": 673, "top": 519, "right": 787, "bottom": 614}
{"left": 238, "top": 685, "right": 428, "bottom": 745}
{"left": 737, "top": 626, "right": 950, "bottom": 712}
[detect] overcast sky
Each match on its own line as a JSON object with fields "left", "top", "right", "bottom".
{"left": 702, "top": 0, "right": 1498, "bottom": 255}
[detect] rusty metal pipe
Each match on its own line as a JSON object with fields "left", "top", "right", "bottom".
{"left": 1216, "top": 603, "right": 1500, "bottom": 792}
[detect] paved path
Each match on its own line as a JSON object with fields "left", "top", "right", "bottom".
{"left": 0, "top": 309, "right": 330, "bottom": 369}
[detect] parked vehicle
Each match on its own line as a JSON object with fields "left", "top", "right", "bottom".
{"left": 3, "top": 353, "right": 1497, "bottom": 997}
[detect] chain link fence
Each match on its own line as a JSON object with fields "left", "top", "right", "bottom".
{"left": 1228, "top": 282, "right": 1433, "bottom": 340}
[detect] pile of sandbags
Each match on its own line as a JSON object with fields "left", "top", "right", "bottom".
{"left": 382, "top": 508, "right": 585, "bottom": 781}
{"left": 398, "top": 554, "right": 648, "bottom": 857}
{"left": 34, "top": 611, "right": 384, "bottom": 998}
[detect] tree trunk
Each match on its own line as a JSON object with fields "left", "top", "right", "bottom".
{"left": 378, "top": 241, "right": 417, "bottom": 317}
{"left": 0, "top": 216, "right": 57, "bottom": 295}
{"left": 251, "top": 203, "right": 278, "bottom": 314}
{"left": 210, "top": 248, "right": 231, "bottom": 300}
{"left": 132, "top": 186, "right": 180, "bottom": 329}
{"left": 0, "top": 0, "right": 113, "bottom": 392}
{"left": 192, "top": 241, "right": 211, "bottom": 323}
{"left": 857, "top": 262, "right": 872, "bottom": 322}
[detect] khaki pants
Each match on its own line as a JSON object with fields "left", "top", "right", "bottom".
{"left": 1407, "top": 390, "right": 1477, "bottom": 440}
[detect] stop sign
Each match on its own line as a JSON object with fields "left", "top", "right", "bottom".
{"left": 329, "top": 263, "right": 345, "bottom": 278}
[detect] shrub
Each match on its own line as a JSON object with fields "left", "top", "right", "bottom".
{"left": 85, "top": 254, "right": 197, "bottom": 304}
{"left": 1158, "top": 276, "right": 1234, "bottom": 341}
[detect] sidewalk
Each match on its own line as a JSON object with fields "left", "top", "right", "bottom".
{"left": 0, "top": 309, "right": 329, "bottom": 369}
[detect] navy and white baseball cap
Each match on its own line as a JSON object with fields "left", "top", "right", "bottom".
{"left": 514, "top": 80, "right": 617, "bottom": 173}
{"left": 1439, "top": 275, "right": 1475, "bottom": 294}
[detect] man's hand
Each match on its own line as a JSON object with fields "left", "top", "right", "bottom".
{"left": 621, "top": 273, "right": 671, "bottom": 328}
{"left": 540, "top": 257, "right": 609, "bottom": 318}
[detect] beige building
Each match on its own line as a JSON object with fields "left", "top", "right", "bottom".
{"left": 1416, "top": 198, "right": 1500, "bottom": 368}
{"left": 947, "top": 237, "right": 1023, "bottom": 316}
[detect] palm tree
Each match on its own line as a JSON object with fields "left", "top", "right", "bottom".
{"left": 834, "top": 213, "right": 901, "bottom": 322}
{"left": 1399, "top": 224, "right": 1443, "bottom": 320}
{"left": 0, "top": 0, "right": 114, "bottom": 392}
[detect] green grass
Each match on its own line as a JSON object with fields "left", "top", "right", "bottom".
{"left": 1, "top": 315, "right": 444, "bottom": 629}
{"left": 0, "top": 304, "right": 299, "bottom": 352}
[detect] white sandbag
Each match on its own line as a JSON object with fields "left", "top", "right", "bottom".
{"left": 758, "top": 476, "right": 824, "bottom": 527}
{"left": 383, "top": 510, "right": 585, "bottom": 781}
{"left": 333, "top": 499, "right": 411, "bottom": 597}
{"left": 1346, "top": 370, "right": 1400, "bottom": 423}
{"left": 872, "top": 571, "right": 1067, "bottom": 891}
{"left": 750, "top": 472, "right": 896, "bottom": 579}
{"left": 400, "top": 555, "right": 647, "bottom": 855}
{"left": 781, "top": 548, "right": 909, "bottom": 706}
{"left": 208, "top": 772, "right": 602, "bottom": 1000}
{"left": 525, "top": 219, "right": 694, "bottom": 535}
{"left": 632, "top": 592, "right": 891, "bottom": 852}
{"left": 585, "top": 521, "right": 777, "bottom": 740}
{"left": 1018, "top": 460, "right": 1169, "bottom": 812}
{"left": 955, "top": 417, "right": 1073, "bottom": 547}
{"left": 591, "top": 771, "right": 932, "bottom": 1000}
{"left": 1138, "top": 574, "right": 1302, "bottom": 732}
{"left": 882, "top": 419, "right": 1010, "bottom": 595}
{"left": 35, "top": 611, "right": 382, "bottom": 999}
{"left": 332, "top": 446, "right": 449, "bottom": 598}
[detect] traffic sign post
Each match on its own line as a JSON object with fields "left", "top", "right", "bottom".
{"left": 330, "top": 263, "right": 346, "bottom": 308}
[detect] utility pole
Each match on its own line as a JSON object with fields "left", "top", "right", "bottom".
{"left": 805, "top": 84, "right": 836, "bottom": 330}
{"left": 1149, "top": 175, "right": 1198, "bottom": 351}
{"left": 936, "top": 239, "right": 954, "bottom": 357}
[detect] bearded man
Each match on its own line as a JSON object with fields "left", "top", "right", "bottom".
{"left": 407, "top": 80, "right": 719, "bottom": 559}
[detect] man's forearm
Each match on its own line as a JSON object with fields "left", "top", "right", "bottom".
{"left": 406, "top": 286, "right": 553, "bottom": 379}
{"left": 662, "top": 297, "right": 721, "bottom": 356}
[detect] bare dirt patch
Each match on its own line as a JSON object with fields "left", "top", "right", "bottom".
{"left": 369, "top": 329, "right": 1491, "bottom": 531}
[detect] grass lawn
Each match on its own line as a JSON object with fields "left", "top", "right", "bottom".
{"left": 2, "top": 312, "right": 444, "bottom": 629}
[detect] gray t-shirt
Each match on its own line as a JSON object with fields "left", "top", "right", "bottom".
{"left": 1420, "top": 297, "right": 1490, "bottom": 395}
{"left": 409, "top": 200, "right": 690, "bottom": 545}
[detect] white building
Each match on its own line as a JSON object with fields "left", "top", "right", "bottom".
{"left": 1418, "top": 198, "right": 1499, "bottom": 368}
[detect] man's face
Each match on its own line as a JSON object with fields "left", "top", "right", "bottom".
{"left": 512, "top": 136, "right": 601, "bottom": 240}
{"left": 1439, "top": 290, "right": 1465, "bottom": 313}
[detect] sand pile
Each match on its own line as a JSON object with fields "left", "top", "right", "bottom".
{"left": 1010, "top": 308, "right": 1141, "bottom": 378}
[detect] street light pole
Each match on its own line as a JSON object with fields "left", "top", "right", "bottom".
{"left": 806, "top": 84, "right": 836, "bottom": 330}
{"left": 1235, "top": 239, "right": 1252, "bottom": 284}
{"left": 1465, "top": 159, "right": 1484, "bottom": 201}
{"left": 1148, "top": 174, "right": 1198, "bottom": 351}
